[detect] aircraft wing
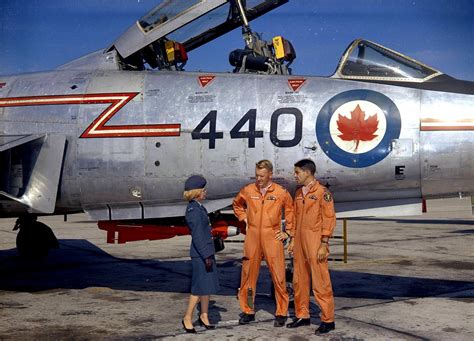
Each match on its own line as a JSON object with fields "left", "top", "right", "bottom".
{"left": 0, "top": 134, "right": 66, "bottom": 215}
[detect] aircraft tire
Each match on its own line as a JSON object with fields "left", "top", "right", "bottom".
{"left": 16, "top": 222, "right": 59, "bottom": 258}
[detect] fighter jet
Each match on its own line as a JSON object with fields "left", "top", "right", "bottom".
{"left": 1, "top": 0, "right": 472, "bottom": 256}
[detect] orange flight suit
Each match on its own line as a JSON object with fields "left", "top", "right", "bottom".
{"left": 233, "top": 183, "right": 294, "bottom": 316}
{"left": 293, "top": 181, "right": 336, "bottom": 323}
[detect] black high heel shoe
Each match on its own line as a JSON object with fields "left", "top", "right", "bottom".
{"left": 198, "top": 316, "right": 216, "bottom": 330}
{"left": 182, "top": 319, "right": 196, "bottom": 333}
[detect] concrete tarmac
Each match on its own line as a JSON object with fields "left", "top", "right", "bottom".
{"left": 0, "top": 198, "right": 473, "bottom": 340}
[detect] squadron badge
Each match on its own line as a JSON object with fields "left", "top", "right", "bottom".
{"left": 323, "top": 192, "right": 332, "bottom": 202}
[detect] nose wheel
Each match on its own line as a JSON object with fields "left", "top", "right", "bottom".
{"left": 14, "top": 217, "right": 59, "bottom": 258}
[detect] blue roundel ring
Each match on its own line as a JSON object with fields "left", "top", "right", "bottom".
{"left": 316, "top": 89, "right": 401, "bottom": 168}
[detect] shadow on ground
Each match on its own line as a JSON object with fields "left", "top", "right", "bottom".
{"left": 1, "top": 239, "right": 473, "bottom": 303}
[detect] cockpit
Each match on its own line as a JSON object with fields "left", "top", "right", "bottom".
{"left": 107, "top": 0, "right": 443, "bottom": 84}
{"left": 334, "top": 39, "right": 442, "bottom": 82}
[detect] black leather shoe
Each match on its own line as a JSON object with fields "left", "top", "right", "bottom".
{"left": 238, "top": 313, "right": 255, "bottom": 325}
{"left": 198, "top": 316, "right": 216, "bottom": 330}
{"left": 273, "top": 315, "right": 287, "bottom": 327}
{"left": 181, "top": 319, "right": 196, "bottom": 333}
{"left": 315, "top": 321, "right": 335, "bottom": 334}
{"left": 286, "top": 318, "right": 311, "bottom": 328}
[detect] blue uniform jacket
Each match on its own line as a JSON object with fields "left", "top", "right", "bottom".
{"left": 185, "top": 200, "right": 215, "bottom": 260}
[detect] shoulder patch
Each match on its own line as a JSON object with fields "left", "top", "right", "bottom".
{"left": 323, "top": 192, "right": 332, "bottom": 202}
{"left": 187, "top": 207, "right": 194, "bottom": 212}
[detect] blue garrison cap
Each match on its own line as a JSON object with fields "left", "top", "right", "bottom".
{"left": 184, "top": 175, "right": 207, "bottom": 191}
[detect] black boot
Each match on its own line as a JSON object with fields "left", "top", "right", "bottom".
{"left": 239, "top": 313, "right": 255, "bottom": 325}
{"left": 286, "top": 318, "right": 311, "bottom": 328}
{"left": 315, "top": 321, "right": 335, "bottom": 334}
{"left": 274, "top": 315, "right": 287, "bottom": 327}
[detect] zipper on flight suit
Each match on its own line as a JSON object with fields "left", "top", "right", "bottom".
{"left": 259, "top": 192, "right": 265, "bottom": 243}
{"left": 297, "top": 195, "right": 305, "bottom": 232}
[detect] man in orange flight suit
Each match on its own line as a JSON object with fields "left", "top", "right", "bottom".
{"left": 286, "top": 159, "right": 336, "bottom": 335}
{"left": 233, "top": 160, "right": 294, "bottom": 327}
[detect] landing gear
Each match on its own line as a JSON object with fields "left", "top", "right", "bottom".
{"left": 14, "top": 216, "right": 59, "bottom": 258}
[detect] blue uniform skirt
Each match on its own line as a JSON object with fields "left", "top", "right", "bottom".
{"left": 191, "top": 256, "right": 220, "bottom": 295}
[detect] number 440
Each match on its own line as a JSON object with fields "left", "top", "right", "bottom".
{"left": 191, "top": 108, "right": 303, "bottom": 149}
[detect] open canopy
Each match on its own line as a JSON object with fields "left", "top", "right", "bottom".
{"left": 109, "top": 0, "right": 288, "bottom": 60}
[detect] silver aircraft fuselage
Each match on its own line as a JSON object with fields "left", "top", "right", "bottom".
{"left": 1, "top": 67, "right": 472, "bottom": 219}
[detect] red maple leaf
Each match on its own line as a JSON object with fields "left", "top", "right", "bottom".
{"left": 336, "top": 104, "right": 379, "bottom": 151}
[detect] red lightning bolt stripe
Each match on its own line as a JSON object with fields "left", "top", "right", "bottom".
{"left": 0, "top": 93, "right": 181, "bottom": 138}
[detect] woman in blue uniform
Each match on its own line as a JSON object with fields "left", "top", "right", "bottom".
{"left": 181, "top": 175, "right": 220, "bottom": 333}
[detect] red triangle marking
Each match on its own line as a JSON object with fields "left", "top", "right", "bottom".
{"left": 288, "top": 78, "right": 306, "bottom": 92}
{"left": 198, "top": 75, "right": 216, "bottom": 88}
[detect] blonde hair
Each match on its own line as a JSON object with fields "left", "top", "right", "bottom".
{"left": 256, "top": 159, "right": 273, "bottom": 172}
{"left": 183, "top": 188, "right": 204, "bottom": 201}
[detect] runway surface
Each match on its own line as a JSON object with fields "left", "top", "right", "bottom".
{"left": 0, "top": 198, "right": 473, "bottom": 340}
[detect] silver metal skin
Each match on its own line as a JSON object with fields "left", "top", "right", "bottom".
{"left": 0, "top": 1, "right": 472, "bottom": 221}
{"left": 419, "top": 92, "right": 473, "bottom": 198}
{"left": 1, "top": 68, "right": 472, "bottom": 219}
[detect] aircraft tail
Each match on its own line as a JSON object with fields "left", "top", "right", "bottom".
{"left": 0, "top": 134, "right": 66, "bottom": 215}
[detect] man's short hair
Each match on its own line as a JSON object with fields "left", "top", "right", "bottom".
{"left": 256, "top": 159, "right": 273, "bottom": 172}
{"left": 294, "top": 159, "right": 316, "bottom": 175}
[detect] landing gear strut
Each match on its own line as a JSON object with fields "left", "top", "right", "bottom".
{"left": 13, "top": 216, "right": 59, "bottom": 258}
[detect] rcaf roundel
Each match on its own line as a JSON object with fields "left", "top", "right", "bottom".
{"left": 316, "top": 90, "right": 401, "bottom": 168}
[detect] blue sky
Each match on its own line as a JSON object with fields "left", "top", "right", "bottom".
{"left": 1, "top": 0, "right": 473, "bottom": 80}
